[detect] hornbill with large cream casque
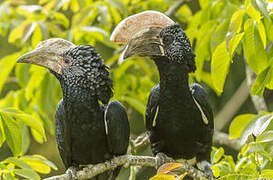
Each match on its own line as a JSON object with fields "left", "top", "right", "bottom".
{"left": 111, "top": 11, "right": 214, "bottom": 178}
{"left": 17, "top": 39, "right": 130, "bottom": 180}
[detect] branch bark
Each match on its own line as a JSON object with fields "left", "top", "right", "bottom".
{"left": 245, "top": 63, "right": 268, "bottom": 113}
{"left": 44, "top": 154, "right": 205, "bottom": 180}
{"left": 215, "top": 79, "right": 249, "bottom": 130}
{"left": 165, "top": 0, "right": 189, "bottom": 17}
{"left": 213, "top": 131, "right": 241, "bottom": 151}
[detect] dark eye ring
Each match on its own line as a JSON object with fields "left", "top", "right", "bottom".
{"left": 163, "top": 35, "right": 174, "bottom": 46}
{"left": 64, "top": 58, "right": 70, "bottom": 64}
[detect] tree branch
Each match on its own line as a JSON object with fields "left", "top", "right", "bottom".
{"left": 215, "top": 79, "right": 249, "bottom": 130}
{"left": 213, "top": 131, "right": 241, "bottom": 151}
{"left": 245, "top": 63, "right": 268, "bottom": 113}
{"left": 165, "top": 0, "right": 189, "bottom": 17}
{"left": 44, "top": 154, "right": 205, "bottom": 180}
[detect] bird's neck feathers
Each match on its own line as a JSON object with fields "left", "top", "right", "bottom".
{"left": 153, "top": 56, "right": 191, "bottom": 95}
{"left": 61, "top": 82, "right": 100, "bottom": 108}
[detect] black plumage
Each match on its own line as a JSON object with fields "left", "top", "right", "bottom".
{"left": 114, "top": 22, "right": 214, "bottom": 177}
{"left": 146, "top": 25, "right": 214, "bottom": 172}
{"left": 17, "top": 41, "right": 130, "bottom": 180}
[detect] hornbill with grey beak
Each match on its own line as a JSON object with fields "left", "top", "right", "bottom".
{"left": 111, "top": 11, "right": 214, "bottom": 178}
{"left": 17, "top": 39, "right": 130, "bottom": 180}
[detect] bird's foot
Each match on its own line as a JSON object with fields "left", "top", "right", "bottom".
{"left": 155, "top": 153, "right": 174, "bottom": 169}
{"left": 66, "top": 166, "right": 77, "bottom": 180}
{"left": 197, "top": 161, "right": 215, "bottom": 180}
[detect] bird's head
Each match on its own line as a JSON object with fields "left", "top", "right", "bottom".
{"left": 17, "top": 38, "right": 113, "bottom": 103}
{"left": 110, "top": 10, "right": 196, "bottom": 73}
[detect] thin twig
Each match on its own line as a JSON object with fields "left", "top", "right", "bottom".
{"left": 44, "top": 155, "right": 205, "bottom": 180}
{"left": 165, "top": 0, "right": 189, "bottom": 17}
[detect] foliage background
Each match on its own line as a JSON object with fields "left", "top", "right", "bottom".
{"left": 0, "top": 0, "right": 273, "bottom": 179}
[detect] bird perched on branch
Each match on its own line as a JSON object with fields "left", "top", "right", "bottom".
{"left": 17, "top": 38, "right": 130, "bottom": 180}
{"left": 111, "top": 11, "right": 214, "bottom": 178}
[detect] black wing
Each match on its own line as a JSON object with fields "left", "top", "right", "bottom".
{"left": 145, "top": 84, "right": 160, "bottom": 131}
{"left": 55, "top": 99, "right": 71, "bottom": 168}
{"left": 104, "top": 100, "right": 130, "bottom": 155}
{"left": 190, "top": 83, "right": 214, "bottom": 162}
{"left": 190, "top": 83, "right": 214, "bottom": 129}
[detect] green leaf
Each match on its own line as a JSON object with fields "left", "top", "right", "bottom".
{"left": 14, "top": 169, "right": 40, "bottom": 180}
{"left": 257, "top": 21, "right": 266, "bottom": 48}
{"left": 211, "top": 41, "right": 231, "bottom": 93}
{"left": 32, "top": 23, "right": 43, "bottom": 48}
{"left": 8, "top": 21, "right": 29, "bottom": 43}
{"left": 243, "top": 19, "right": 267, "bottom": 74}
{"left": 4, "top": 157, "right": 32, "bottom": 169}
{"left": 229, "top": 114, "right": 256, "bottom": 139}
{"left": 25, "top": 66, "right": 47, "bottom": 101}
{"left": 20, "top": 155, "right": 57, "bottom": 174}
{"left": 211, "top": 147, "right": 224, "bottom": 163}
{"left": 123, "top": 96, "right": 145, "bottom": 114}
{"left": 53, "top": 12, "right": 69, "bottom": 28}
{"left": 235, "top": 157, "right": 247, "bottom": 172}
{"left": 15, "top": 64, "right": 30, "bottom": 88}
{"left": 0, "top": 114, "right": 5, "bottom": 147}
{"left": 0, "top": 51, "right": 22, "bottom": 93}
{"left": 261, "top": 169, "right": 273, "bottom": 178}
{"left": 251, "top": 67, "right": 272, "bottom": 96}
{"left": 241, "top": 114, "right": 273, "bottom": 144}
{"left": 1, "top": 108, "right": 46, "bottom": 142}
{"left": 251, "top": 0, "right": 271, "bottom": 21}
{"left": 0, "top": 112, "right": 22, "bottom": 156}
{"left": 257, "top": 130, "right": 273, "bottom": 143}
{"left": 229, "top": 9, "right": 245, "bottom": 33}
{"left": 228, "top": 32, "right": 244, "bottom": 58}
{"left": 211, "top": 21, "right": 230, "bottom": 50}
{"left": 149, "top": 174, "right": 176, "bottom": 180}
{"left": 245, "top": 0, "right": 261, "bottom": 21}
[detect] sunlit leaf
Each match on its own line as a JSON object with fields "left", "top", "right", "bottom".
{"left": 261, "top": 169, "right": 273, "bottom": 178}
{"left": 157, "top": 163, "right": 182, "bottom": 174}
{"left": 257, "top": 21, "right": 266, "bottom": 48}
{"left": 0, "top": 51, "right": 23, "bottom": 93}
{"left": 211, "top": 41, "right": 231, "bottom": 94}
{"left": 32, "top": 23, "right": 43, "bottom": 48}
{"left": 21, "top": 155, "right": 57, "bottom": 171}
{"left": 243, "top": 19, "right": 267, "bottom": 74}
{"left": 14, "top": 169, "right": 40, "bottom": 180}
{"left": 229, "top": 9, "right": 245, "bottom": 33}
{"left": 211, "top": 147, "right": 224, "bottom": 163}
{"left": 0, "top": 113, "right": 22, "bottom": 156}
{"left": 245, "top": 0, "right": 261, "bottom": 21}
{"left": 149, "top": 174, "right": 176, "bottom": 180}
{"left": 1, "top": 108, "right": 46, "bottom": 142}
{"left": 8, "top": 21, "right": 29, "bottom": 43}
{"left": 251, "top": 67, "right": 272, "bottom": 96}
{"left": 4, "top": 157, "right": 32, "bottom": 169}
{"left": 241, "top": 114, "right": 273, "bottom": 144}
{"left": 251, "top": 0, "right": 271, "bottom": 20}
{"left": 228, "top": 32, "right": 244, "bottom": 58}
{"left": 229, "top": 114, "right": 256, "bottom": 139}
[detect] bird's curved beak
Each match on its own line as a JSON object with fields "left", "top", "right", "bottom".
{"left": 17, "top": 38, "right": 75, "bottom": 74}
{"left": 110, "top": 10, "right": 175, "bottom": 62}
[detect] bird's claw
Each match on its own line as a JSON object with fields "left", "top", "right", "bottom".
{"left": 155, "top": 152, "right": 174, "bottom": 169}
{"left": 203, "top": 165, "right": 215, "bottom": 180}
{"left": 66, "top": 166, "right": 77, "bottom": 180}
{"left": 197, "top": 161, "right": 215, "bottom": 180}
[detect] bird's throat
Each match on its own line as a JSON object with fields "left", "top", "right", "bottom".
{"left": 153, "top": 56, "right": 191, "bottom": 96}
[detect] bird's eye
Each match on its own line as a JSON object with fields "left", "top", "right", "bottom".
{"left": 162, "top": 35, "right": 174, "bottom": 47}
{"left": 64, "top": 58, "right": 70, "bottom": 64}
